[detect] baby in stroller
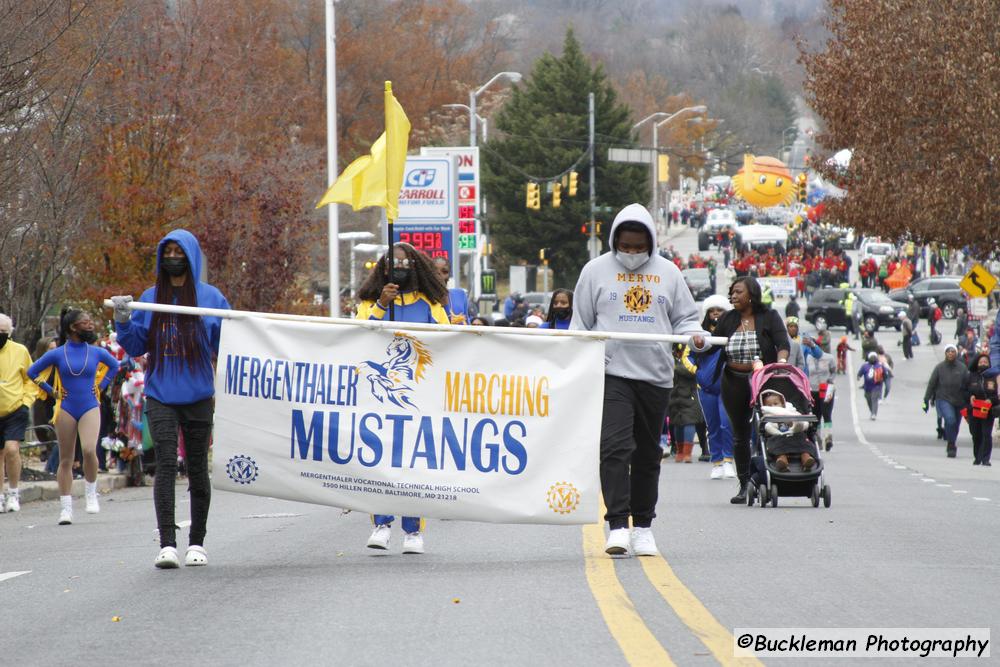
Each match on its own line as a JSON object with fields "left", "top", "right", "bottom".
{"left": 760, "top": 389, "right": 817, "bottom": 472}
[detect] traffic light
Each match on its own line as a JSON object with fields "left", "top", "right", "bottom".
{"left": 568, "top": 171, "right": 578, "bottom": 196}
{"left": 526, "top": 182, "right": 540, "bottom": 210}
{"left": 552, "top": 182, "right": 562, "bottom": 208}
{"left": 539, "top": 247, "right": 552, "bottom": 263}
{"left": 364, "top": 260, "right": 377, "bottom": 270}
{"left": 797, "top": 172, "right": 808, "bottom": 203}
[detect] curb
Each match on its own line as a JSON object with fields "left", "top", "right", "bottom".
{"left": 14, "top": 473, "right": 129, "bottom": 504}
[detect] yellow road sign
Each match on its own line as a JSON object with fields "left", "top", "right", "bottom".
{"left": 960, "top": 263, "right": 998, "bottom": 298}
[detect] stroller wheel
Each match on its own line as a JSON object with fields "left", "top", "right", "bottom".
{"left": 770, "top": 484, "right": 779, "bottom": 508}
{"left": 758, "top": 485, "right": 768, "bottom": 508}
{"left": 822, "top": 485, "right": 832, "bottom": 508}
{"left": 811, "top": 484, "right": 821, "bottom": 508}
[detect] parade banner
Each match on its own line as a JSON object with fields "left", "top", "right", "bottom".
{"left": 758, "top": 276, "right": 797, "bottom": 298}
{"left": 211, "top": 316, "right": 604, "bottom": 524}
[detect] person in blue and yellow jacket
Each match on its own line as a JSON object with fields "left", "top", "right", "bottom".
{"left": 356, "top": 243, "right": 450, "bottom": 327}
{"left": 356, "top": 242, "right": 449, "bottom": 555}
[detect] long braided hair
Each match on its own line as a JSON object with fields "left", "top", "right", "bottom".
{"left": 146, "top": 255, "right": 209, "bottom": 378}
{"left": 357, "top": 243, "right": 448, "bottom": 304}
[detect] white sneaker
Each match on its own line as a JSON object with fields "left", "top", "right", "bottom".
{"left": 0, "top": 493, "right": 6, "bottom": 513}
{"left": 605, "top": 528, "right": 631, "bottom": 556}
{"left": 58, "top": 508, "right": 73, "bottom": 525}
{"left": 402, "top": 531, "right": 425, "bottom": 554}
{"left": 722, "top": 461, "right": 737, "bottom": 479}
{"left": 366, "top": 524, "right": 391, "bottom": 550}
{"left": 5, "top": 493, "right": 19, "bottom": 512}
{"left": 185, "top": 545, "right": 208, "bottom": 566}
{"left": 710, "top": 464, "right": 725, "bottom": 480}
{"left": 631, "top": 527, "right": 659, "bottom": 557}
{"left": 85, "top": 492, "right": 100, "bottom": 514}
{"left": 155, "top": 546, "right": 180, "bottom": 569}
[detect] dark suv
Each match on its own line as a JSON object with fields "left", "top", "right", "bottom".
{"left": 889, "top": 276, "right": 964, "bottom": 319}
{"left": 805, "top": 288, "right": 908, "bottom": 331}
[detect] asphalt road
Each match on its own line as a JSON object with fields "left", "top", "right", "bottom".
{"left": 2, "top": 226, "right": 997, "bottom": 666}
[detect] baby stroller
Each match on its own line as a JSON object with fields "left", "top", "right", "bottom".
{"left": 746, "top": 363, "right": 832, "bottom": 508}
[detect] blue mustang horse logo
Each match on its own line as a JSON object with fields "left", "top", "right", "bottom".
{"left": 356, "top": 333, "right": 433, "bottom": 410}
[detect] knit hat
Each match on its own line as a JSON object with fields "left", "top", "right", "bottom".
{"left": 525, "top": 315, "right": 544, "bottom": 327}
{"left": 702, "top": 294, "right": 731, "bottom": 318}
{"left": 944, "top": 344, "right": 958, "bottom": 355}
{"left": 868, "top": 351, "right": 878, "bottom": 362}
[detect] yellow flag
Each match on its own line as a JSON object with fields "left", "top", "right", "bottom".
{"left": 316, "top": 82, "right": 411, "bottom": 216}
{"left": 383, "top": 81, "right": 411, "bottom": 221}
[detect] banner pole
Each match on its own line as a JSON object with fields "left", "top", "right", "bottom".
{"left": 103, "top": 299, "right": 727, "bottom": 347}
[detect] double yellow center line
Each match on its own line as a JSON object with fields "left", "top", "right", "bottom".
{"left": 582, "top": 512, "right": 764, "bottom": 666}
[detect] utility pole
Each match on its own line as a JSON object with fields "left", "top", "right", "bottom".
{"left": 325, "top": 0, "right": 339, "bottom": 316}
{"left": 588, "top": 92, "right": 597, "bottom": 260}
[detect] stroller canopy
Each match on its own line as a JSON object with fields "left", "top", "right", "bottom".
{"left": 750, "top": 363, "right": 814, "bottom": 414}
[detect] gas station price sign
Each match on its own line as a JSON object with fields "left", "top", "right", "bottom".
{"left": 394, "top": 222, "right": 456, "bottom": 272}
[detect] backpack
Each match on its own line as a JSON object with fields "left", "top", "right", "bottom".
{"left": 870, "top": 365, "right": 884, "bottom": 384}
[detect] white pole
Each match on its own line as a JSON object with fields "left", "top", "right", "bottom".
{"left": 103, "top": 300, "right": 727, "bottom": 346}
{"left": 349, "top": 240, "right": 356, "bottom": 299}
{"left": 325, "top": 0, "right": 339, "bottom": 316}
{"left": 588, "top": 92, "right": 597, "bottom": 260}
{"left": 652, "top": 122, "right": 659, "bottom": 221}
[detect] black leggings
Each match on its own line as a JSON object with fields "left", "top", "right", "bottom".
{"left": 811, "top": 391, "right": 835, "bottom": 423}
{"left": 146, "top": 397, "right": 214, "bottom": 549}
{"left": 968, "top": 417, "right": 995, "bottom": 464}
{"left": 721, "top": 368, "right": 754, "bottom": 480}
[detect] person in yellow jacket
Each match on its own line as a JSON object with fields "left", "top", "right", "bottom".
{"left": 0, "top": 314, "right": 36, "bottom": 513}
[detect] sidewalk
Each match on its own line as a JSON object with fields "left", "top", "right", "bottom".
{"left": 12, "top": 465, "right": 131, "bottom": 504}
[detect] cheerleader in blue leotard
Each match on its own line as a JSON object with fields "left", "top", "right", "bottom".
{"left": 28, "top": 309, "right": 119, "bottom": 525}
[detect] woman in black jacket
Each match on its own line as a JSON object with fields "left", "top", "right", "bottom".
{"left": 712, "top": 277, "right": 790, "bottom": 503}
{"left": 963, "top": 353, "right": 998, "bottom": 466}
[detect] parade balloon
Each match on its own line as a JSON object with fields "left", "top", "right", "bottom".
{"left": 732, "top": 154, "right": 797, "bottom": 208}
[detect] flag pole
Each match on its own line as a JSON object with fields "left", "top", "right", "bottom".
{"left": 385, "top": 81, "right": 395, "bottom": 322}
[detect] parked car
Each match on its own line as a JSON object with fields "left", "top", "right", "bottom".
{"left": 682, "top": 267, "right": 714, "bottom": 301}
{"left": 805, "top": 288, "right": 907, "bottom": 331}
{"left": 696, "top": 209, "right": 739, "bottom": 251}
{"left": 889, "top": 276, "right": 964, "bottom": 319}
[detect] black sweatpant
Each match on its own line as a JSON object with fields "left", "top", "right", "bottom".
{"left": 146, "top": 397, "right": 214, "bottom": 549}
{"left": 968, "top": 417, "right": 995, "bottom": 464}
{"left": 600, "top": 375, "right": 672, "bottom": 530}
{"left": 721, "top": 368, "right": 754, "bottom": 481}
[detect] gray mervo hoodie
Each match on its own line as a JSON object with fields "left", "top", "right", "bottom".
{"left": 570, "top": 203, "right": 707, "bottom": 388}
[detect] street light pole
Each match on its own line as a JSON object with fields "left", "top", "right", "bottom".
{"left": 324, "top": 0, "right": 339, "bottom": 316}
{"left": 469, "top": 71, "right": 522, "bottom": 148}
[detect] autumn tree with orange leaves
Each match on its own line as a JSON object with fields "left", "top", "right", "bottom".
{"left": 801, "top": 0, "right": 999, "bottom": 249}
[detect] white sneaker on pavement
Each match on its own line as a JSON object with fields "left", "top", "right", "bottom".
{"left": 5, "top": 492, "right": 19, "bottom": 512}
{"left": 605, "top": 528, "right": 631, "bottom": 556}
{"left": 185, "top": 545, "right": 208, "bottom": 566}
{"left": 58, "top": 508, "right": 73, "bottom": 525}
{"left": 155, "top": 546, "right": 180, "bottom": 569}
{"left": 722, "top": 461, "right": 737, "bottom": 479}
{"left": 85, "top": 492, "right": 100, "bottom": 514}
{"left": 710, "top": 464, "right": 725, "bottom": 480}
{"left": 631, "top": 527, "right": 659, "bottom": 557}
{"left": 366, "top": 524, "right": 391, "bottom": 550}
{"left": 402, "top": 531, "right": 425, "bottom": 554}
{"left": 0, "top": 493, "right": 6, "bottom": 513}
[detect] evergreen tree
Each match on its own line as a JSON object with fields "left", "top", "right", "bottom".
{"left": 482, "top": 29, "right": 647, "bottom": 287}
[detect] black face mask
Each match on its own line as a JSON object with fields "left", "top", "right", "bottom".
{"left": 392, "top": 269, "right": 412, "bottom": 285}
{"left": 0, "top": 333, "right": 8, "bottom": 349}
{"left": 162, "top": 256, "right": 189, "bottom": 277}
{"left": 551, "top": 307, "right": 572, "bottom": 321}
{"left": 77, "top": 330, "right": 98, "bottom": 344}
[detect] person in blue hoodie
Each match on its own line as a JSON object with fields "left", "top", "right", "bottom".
{"left": 355, "top": 242, "right": 449, "bottom": 555}
{"left": 571, "top": 203, "right": 709, "bottom": 558}
{"left": 433, "top": 256, "right": 476, "bottom": 325}
{"left": 540, "top": 289, "right": 573, "bottom": 330}
{"left": 692, "top": 295, "right": 735, "bottom": 481}
{"left": 110, "top": 230, "right": 230, "bottom": 570}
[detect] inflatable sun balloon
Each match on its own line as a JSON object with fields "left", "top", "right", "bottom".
{"left": 732, "top": 154, "right": 796, "bottom": 208}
